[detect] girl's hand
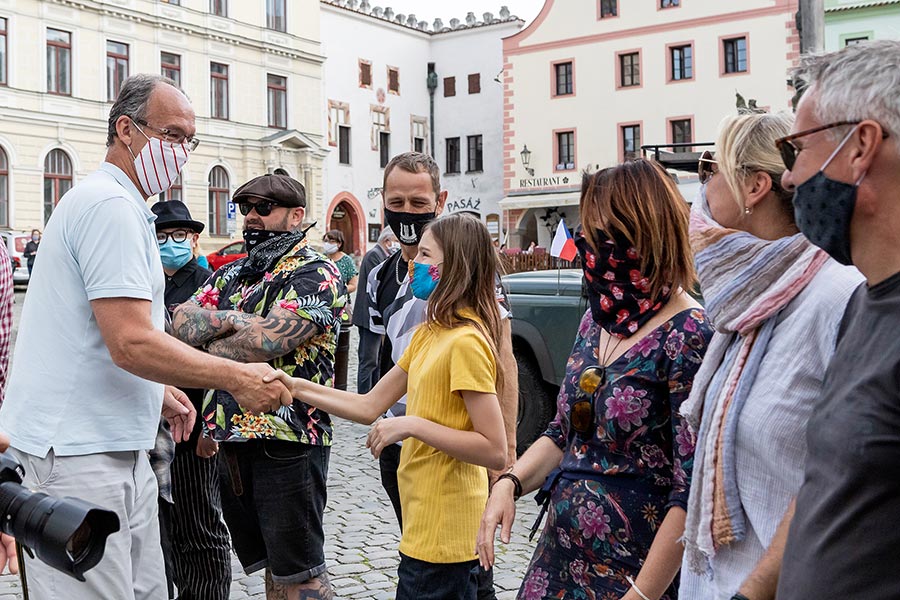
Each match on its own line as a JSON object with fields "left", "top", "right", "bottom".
{"left": 476, "top": 478, "right": 517, "bottom": 570}
{"left": 263, "top": 369, "right": 301, "bottom": 398}
{"left": 366, "top": 417, "right": 415, "bottom": 458}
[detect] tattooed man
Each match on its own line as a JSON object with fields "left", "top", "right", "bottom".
{"left": 173, "top": 174, "right": 346, "bottom": 600}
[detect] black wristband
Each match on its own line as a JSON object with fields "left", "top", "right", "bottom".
{"left": 731, "top": 594, "right": 751, "bottom": 600}
{"left": 495, "top": 472, "right": 522, "bottom": 500}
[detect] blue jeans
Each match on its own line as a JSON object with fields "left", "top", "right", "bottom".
{"left": 396, "top": 552, "right": 478, "bottom": 600}
{"left": 356, "top": 326, "right": 383, "bottom": 394}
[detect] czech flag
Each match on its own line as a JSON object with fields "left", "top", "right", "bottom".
{"left": 550, "top": 218, "right": 578, "bottom": 261}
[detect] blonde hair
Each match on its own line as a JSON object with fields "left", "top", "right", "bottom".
{"left": 580, "top": 159, "right": 696, "bottom": 300}
{"left": 716, "top": 113, "right": 795, "bottom": 215}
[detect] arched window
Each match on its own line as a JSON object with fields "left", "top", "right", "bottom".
{"left": 43, "top": 149, "right": 72, "bottom": 223}
{"left": 208, "top": 166, "right": 229, "bottom": 236}
{"left": 0, "top": 147, "right": 8, "bottom": 228}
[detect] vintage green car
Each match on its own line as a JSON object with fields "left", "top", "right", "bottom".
{"left": 503, "top": 269, "right": 587, "bottom": 454}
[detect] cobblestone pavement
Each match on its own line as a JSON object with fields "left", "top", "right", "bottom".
{"left": 0, "top": 290, "right": 540, "bottom": 599}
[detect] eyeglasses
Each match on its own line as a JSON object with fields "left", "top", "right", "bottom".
{"left": 570, "top": 366, "right": 609, "bottom": 436}
{"left": 156, "top": 230, "right": 192, "bottom": 244}
{"left": 698, "top": 150, "right": 718, "bottom": 185}
{"left": 237, "top": 200, "right": 282, "bottom": 217}
{"left": 132, "top": 118, "right": 200, "bottom": 152}
{"left": 775, "top": 120, "right": 866, "bottom": 171}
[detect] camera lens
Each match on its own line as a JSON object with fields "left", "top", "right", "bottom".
{"left": 66, "top": 521, "right": 93, "bottom": 564}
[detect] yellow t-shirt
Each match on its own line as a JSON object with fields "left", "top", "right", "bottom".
{"left": 395, "top": 318, "right": 498, "bottom": 563}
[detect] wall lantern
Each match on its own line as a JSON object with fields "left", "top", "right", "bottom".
{"left": 520, "top": 145, "right": 534, "bottom": 177}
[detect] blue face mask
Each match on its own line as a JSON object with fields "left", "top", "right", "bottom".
{"left": 159, "top": 239, "right": 194, "bottom": 271}
{"left": 410, "top": 261, "right": 441, "bottom": 300}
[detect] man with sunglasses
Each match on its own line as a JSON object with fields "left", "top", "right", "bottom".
{"left": 0, "top": 74, "right": 293, "bottom": 599}
{"left": 767, "top": 41, "right": 900, "bottom": 600}
{"left": 172, "top": 174, "right": 346, "bottom": 600}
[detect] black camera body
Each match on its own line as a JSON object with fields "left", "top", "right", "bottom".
{"left": 0, "top": 453, "right": 120, "bottom": 581}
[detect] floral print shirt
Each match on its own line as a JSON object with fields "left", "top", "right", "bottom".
{"left": 544, "top": 307, "right": 712, "bottom": 511}
{"left": 191, "top": 242, "right": 347, "bottom": 445}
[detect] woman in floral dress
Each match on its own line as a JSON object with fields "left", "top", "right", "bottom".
{"left": 478, "top": 160, "right": 713, "bottom": 600}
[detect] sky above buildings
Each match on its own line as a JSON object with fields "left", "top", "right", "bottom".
{"left": 371, "top": 0, "right": 545, "bottom": 27}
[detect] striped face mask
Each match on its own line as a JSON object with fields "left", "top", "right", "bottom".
{"left": 129, "top": 121, "right": 190, "bottom": 197}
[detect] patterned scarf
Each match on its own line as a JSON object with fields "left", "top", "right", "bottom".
{"left": 576, "top": 231, "right": 672, "bottom": 338}
{"left": 238, "top": 229, "right": 306, "bottom": 283}
{"left": 681, "top": 191, "right": 828, "bottom": 574}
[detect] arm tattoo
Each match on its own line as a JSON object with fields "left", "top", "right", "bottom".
{"left": 171, "top": 304, "right": 236, "bottom": 346}
{"left": 206, "top": 308, "right": 322, "bottom": 362}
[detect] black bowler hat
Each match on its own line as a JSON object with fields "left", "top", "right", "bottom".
{"left": 151, "top": 200, "right": 205, "bottom": 233}
{"left": 233, "top": 173, "right": 306, "bottom": 208}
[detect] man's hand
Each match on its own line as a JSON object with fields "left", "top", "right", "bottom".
{"left": 162, "top": 386, "right": 196, "bottom": 443}
{"left": 476, "top": 478, "right": 517, "bottom": 570}
{"left": 196, "top": 436, "right": 219, "bottom": 459}
{"left": 230, "top": 363, "right": 294, "bottom": 414}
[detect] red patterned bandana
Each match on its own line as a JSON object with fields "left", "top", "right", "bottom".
{"left": 576, "top": 231, "right": 672, "bottom": 338}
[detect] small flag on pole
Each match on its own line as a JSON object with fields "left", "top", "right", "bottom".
{"left": 550, "top": 218, "right": 577, "bottom": 261}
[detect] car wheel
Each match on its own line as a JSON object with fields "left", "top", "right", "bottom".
{"left": 515, "top": 353, "right": 557, "bottom": 457}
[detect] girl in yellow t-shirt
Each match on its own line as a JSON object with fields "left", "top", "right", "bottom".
{"left": 267, "top": 213, "right": 507, "bottom": 600}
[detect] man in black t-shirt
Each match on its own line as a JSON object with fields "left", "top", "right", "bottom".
{"left": 770, "top": 41, "right": 900, "bottom": 600}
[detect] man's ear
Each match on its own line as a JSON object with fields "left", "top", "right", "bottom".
{"left": 116, "top": 115, "right": 135, "bottom": 148}
{"left": 291, "top": 207, "right": 306, "bottom": 229}
{"left": 435, "top": 190, "right": 448, "bottom": 216}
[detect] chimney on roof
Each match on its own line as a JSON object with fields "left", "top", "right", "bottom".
{"left": 360, "top": 0, "right": 370, "bottom": 12}
{"left": 346, "top": 0, "right": 358, "bottom": 9}
{"left": 395, "top": 13, "right": 405, "bottom": 23}
{"left": 499, "top": 6, "right": 510, "bottom": 19}
{"left": 466, "top": 12, "right": 476, "bottom": 26}
{"left": 372, "top": 6, "right": 383, "bottom": 17}
{"left": 407, "top": 13, "right": 417, "bottom": 26}
{"left": 449, "top": 17, "right": 460, "bottom": 28}
{"left": 383, "top": 6, "right": 393, "bottom": 20}
{"left": 433, "top": 18, "right": 443, "bottom": 30}
{"left": 483, "top": 12, "right": 494, "bottom": 23}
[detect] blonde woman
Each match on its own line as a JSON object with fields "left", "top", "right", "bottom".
{"left": 679, "top": 113, "right": 863, "bottom": 599}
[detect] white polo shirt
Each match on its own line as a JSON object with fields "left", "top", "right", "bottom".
{"left": 0, "top": 162, "right": 166, "bottom": 457}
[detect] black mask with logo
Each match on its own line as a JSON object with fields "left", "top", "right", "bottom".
{"left": 384, "top": 208, "right": 436, "bottom": 247}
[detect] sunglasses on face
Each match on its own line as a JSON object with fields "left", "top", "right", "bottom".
{"left": 570, "top": 366, "right": 609, "bottom": 436}
{"left": 237, "top": 200, "right": 283, "bottom": 217}
{"left": 698, "top": 150, "right": 718, "bottom": 185}
{"left": 774, "top": 120, "right": 864, "bottom": 171}
{"left": 156, "top": 230, "right": 192, "bottom": 244}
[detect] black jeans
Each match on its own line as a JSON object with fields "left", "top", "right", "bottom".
{"left": 356, "top": 326, "right": 383, "bottom": 394}
{"left": 379, "top": 442, "right": 403, "bottom": 529}
{"left": 219, "top": 440, "right": 330, "bottom": 584}
{"left": 396, "top": 552, "right": 478, "bottom": 600}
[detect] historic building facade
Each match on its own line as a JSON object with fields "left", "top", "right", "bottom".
{"left": 502, "top": 0, "right": 802, "bottom": 249}
{"left": 0, "top": 0, "right": 327, "bottom": 250}
{"left": 320, "top": 1, "right": 522, "bottom": 254}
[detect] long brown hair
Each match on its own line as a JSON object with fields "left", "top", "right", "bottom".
{"left": 423, "top": 214, "right": 505, "bottom": 397}
{"left": 580, "top": 159, "right": 696, "bottom": 300}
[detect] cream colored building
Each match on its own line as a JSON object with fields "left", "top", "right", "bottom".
{"left": 0, "top": 0, "right": 327, "bottom": 251}
{"left": 502, "top": 0, "right": 801, "bottom": 249}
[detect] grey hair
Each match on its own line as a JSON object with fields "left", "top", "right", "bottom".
{"left": 377, "top": 226, "right": 396, "bottom": 243}
{"left": 793, "top": 40, "right": 900, "bottom": 151}
{"left": 106, "top": 74, "right": 181, "bottom": 147}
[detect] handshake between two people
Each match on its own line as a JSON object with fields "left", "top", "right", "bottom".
{"left": 161, "top": 362, "right": 295, "bottom": 444}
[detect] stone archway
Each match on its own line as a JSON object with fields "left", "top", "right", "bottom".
{"left": 325, "top": 192, "right": 366, "bottom": 256}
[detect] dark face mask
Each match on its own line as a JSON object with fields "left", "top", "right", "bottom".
{"left": 792, "top": 126, "right": 865, "bottom": 266}
{"left": 384, "top": 207, "right": 436, "bottom": 247}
